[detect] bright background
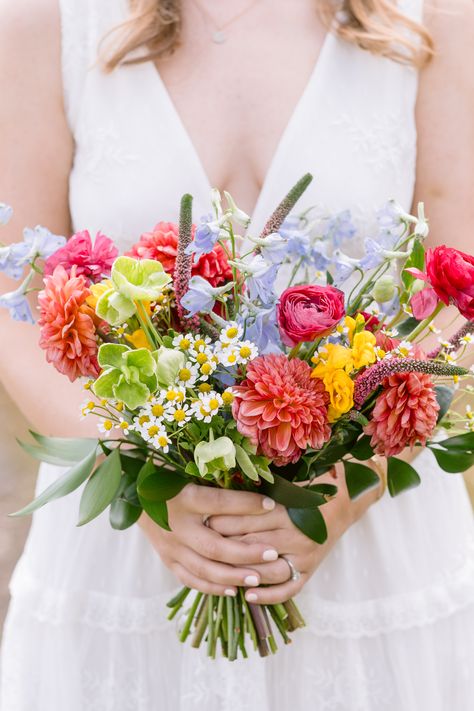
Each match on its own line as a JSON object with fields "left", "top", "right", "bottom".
{"left": 1, "top": 381, "right": 473, "bottom": 630}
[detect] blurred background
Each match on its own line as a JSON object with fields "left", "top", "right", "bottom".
{"left": 1, "top": 380, "right": 473, "bottom": 631}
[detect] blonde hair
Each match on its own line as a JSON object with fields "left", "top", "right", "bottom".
{"left": 103, "top": 0, "right": 433, "bottom": 71}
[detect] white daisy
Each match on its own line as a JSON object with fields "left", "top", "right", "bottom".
{"left": 219, "top": 322, "right": 244, "bottom": 345}
{"left": 191, "top": 392, "right": 223, "bottom": 423}
{"left": 116, "top": 419, "right": 132, "bottom": 436}
{"left": 164, "top": 403, "right": 191, "bottom": 427}
{"left": 98, "top": 418, "right": 114, "bottom": 437}
{"left": 172, "top": 334, "right": 195, "bottom": 353}
{"left": 234, "top": 340, "right": 259, "bottom": 364}
{"left": 175, "top": 362, "right": 200, "bottom": 388}
{"left": 80, "top": 399, "right": 96, "bottom": 420}
{"left": 151, "top": 428, "right": 172, "bottom": 453}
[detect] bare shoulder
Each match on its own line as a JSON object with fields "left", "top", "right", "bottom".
{"left": 0, "top": 0, "right": 62, "bottom": 72}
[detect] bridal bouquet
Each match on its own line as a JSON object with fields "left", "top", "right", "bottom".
{"left": 1, "top": 174, "right": 473, "bottom": 660}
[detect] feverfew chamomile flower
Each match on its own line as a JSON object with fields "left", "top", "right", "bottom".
{"left": 190, "top": 335, "right": 212, "bottom": 356}
{"left": 164, "top": 402, "right": 191, "bottom": 427}
{"left": 98, "top": 418, "right": 114, "bottom": 436}
{"left": 80, "top": 400, "right": 96, "bottom": 419}
{"left": 234, "top": 340, "right": 258, "bottom": 364}
{"left": 216, "top": 346, "right": 240, "bottom": 368}
{"left": 395, "top": 341, "right": 414, "bottom": 358}
{"left": 219, "top": 322, "right": 244, "bottom": 345}
{"left": 163, "top": 386, "right": 187, "bottom": 404}
{"left": 175, "top": 362, "right": 199, "bottom": 388}
{"left": 116, "top": 419, "right": 132, "bottom": 436}
{"left": 191, "top": 392, "right": 223, "bottom": 423}
{"left": 172, "top": 334, "right": 195, "bottom": 353}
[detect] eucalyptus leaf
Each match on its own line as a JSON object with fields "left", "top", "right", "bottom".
{"left": 17, "top": 440, "right": 90, "bottom": 468}
{"left": 10, "top": 447, "right": 98, "bottom": 517}
{"left": 109, "top": 499, "right": 142, "bottom": 530}
{"left": 387, "top": 457, "right": 421, "bottom": 496}
{"left": 77, "top": 448, "right": 122, "bottom": 526}
{"left": 344, "top": 460, "right": 380, "bottom": 499}
{"left": 288, "top": 507, "right": 328, "bottom": 544}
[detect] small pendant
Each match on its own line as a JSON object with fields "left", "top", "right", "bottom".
{"left": 212, "top": 30, "right": 226, "bottom": 44}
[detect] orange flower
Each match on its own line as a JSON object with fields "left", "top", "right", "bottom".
{"left": 38, "top": 265, "right": 100, "bottom": 382}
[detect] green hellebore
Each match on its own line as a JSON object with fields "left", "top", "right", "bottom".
{"left": 194, "top": 436, "right": 236, "bottom": 478}
{"left": 93, "top": 343, "right": 158, "bottom": 410}
{"left": 154, "top": 347, "right": 186, "bottom": 387}
{"left": 96, "top": 256, "right": 172, "bottom": 326}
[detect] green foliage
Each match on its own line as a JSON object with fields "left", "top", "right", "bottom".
{"left": 261, "top": 472, "right": 326, "bottom": 508}
{"left": 109, "top": 499, "right": 142, "bottom": 530}
{"left": 435, "top": 385, "right": 455, "bottom": 424}
{"left": 387, "top": 457, "right": 421, "bottom": 496}
{"left": 77, "top": 447, "right": 122, "bottom": 526}
{"left": 288, "top": 507, "right": 328, "bottom": 544}
{"left": 401, "top": 238, "right": 425, "bottom": 292}
{"left": 396, "top": 316, "right": 421, "bottom": 337}
{"left": 428, "top": 432, "right": 474, "bottom": 473}
{"left": 350, "top": 435, "right": 375, "bottom": 461}
{"left": 343, "top": 460, "right": 380, "bottom": 499}
{"left": 93, "top": 344, "right": 158, "bottom": 409}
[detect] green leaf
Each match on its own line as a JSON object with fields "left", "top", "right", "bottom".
{"left": 350, "top": 436, "right": 374, "bottom": 461}
{"left": 261, "top": 472, "right": 326, "bottom": 508}
{"left": 234, "top": 444, "right": 259, "bottom": 481}
{"left": 435, "top": 432, "right": 474, "bottom": 452}
{"left": 326, "top": 270, "right": 334, "bottom": 285}
{"left": 288, "top": 507, "right": 328, "bottom": 544}
{"left": 435, "top": 385, "right": 455, "bottom": 424}
{"left": 109, "top": 499, "right": 142, "bottom": 530}
{"left": 396, "top": 316, "right": 421, "bottom": 338}
{"left": 137, "top": 465, "right": 187, "bottom": 502}
{"left": 402, "top": 238, "right": 425, "bottom": 290}
{"left": 93, "top": 368, "right": 122, "bottom": 399}
{"left": 387, "top": 457, "right": 421, "bottom": 496}
{"left": 308, "top": 483, "right": 338, "bottom": 497}
{"left": 97, "top": 343, "right": 130, "bottom": 369}
{"left": 10, "top": 447, "right": 98, "bottom": 517}
{"left": 429, "top": 447, "right": 474, "bottom": 474}
{"left": 28, "top": 432, "right": 98, "bottom": 463}
{"left": 343, "top": 461, "right": 380, "bottom": 499}
{"left": 113, "top": 379, "right": 150, "bottom": 410}
{"left": 16, "top": 440, "right": 88, "bottom": 468}
{"left": 120, "top": 453, "right": 146, "bottom": 479}
{"left": 77, "top": 448, "right": 122, "bottom": 526}
{"left": 185, "top": 461, "right": 200, "bottom": 477}
{"left": 139, "top": 497, "right": 171, "bottom": 530}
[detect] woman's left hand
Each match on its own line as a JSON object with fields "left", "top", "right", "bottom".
{"left": 206, "top": 461, "right": 385, "bottom": 604}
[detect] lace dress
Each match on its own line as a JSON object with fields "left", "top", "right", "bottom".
{"left": 1, "top": 1, "right": 473, "bottom": 709}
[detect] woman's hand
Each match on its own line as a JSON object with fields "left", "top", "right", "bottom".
{"left": 206, "top": 461, "right": 385, "bottom": 604}
{"left": 139, "top": 483, "right": 280, "bottom": 597}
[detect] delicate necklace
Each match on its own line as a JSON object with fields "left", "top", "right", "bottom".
{"left": 191, "top": 0, "right": 263, "bottom": 44}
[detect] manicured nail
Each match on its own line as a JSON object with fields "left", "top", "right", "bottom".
{"left": 224, "top": 588, "right": 236, "bottom": 597}
{"left": 245, "top": 592, "right": 258, "bottom": 602}
{"left": 262, "top": 497, "right": 275, "bottom": 511}
{"left": 244, "top": 575, "right": 259, "bottom": 587}
{"left": 262, "top": 549, "right": 278, "bottom": 562}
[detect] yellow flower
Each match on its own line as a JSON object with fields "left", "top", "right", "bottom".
{"left": 124, "top": 329, "right": 152, "bottom": 350}
{"left": 323, "top": 370, "right": 355, "bottom": 423}
{"left": 312, "top": 344, "right": 353, "bottom": 380}
{"left": 351, "top": 331, "right": 377, "bottom": 369}
{"left": 344, "top": 313, "right": 366, "bottom": 345}
{"left": 86, "top": 280, "right": 113, "bottom": 309}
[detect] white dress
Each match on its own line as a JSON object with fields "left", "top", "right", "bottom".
{"left": 1, "top": 1, "right": 473, "bottom": 709}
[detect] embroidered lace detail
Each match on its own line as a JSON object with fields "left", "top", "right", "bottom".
{"left": 75, "top": 123, "right": 140, "bottom": 183}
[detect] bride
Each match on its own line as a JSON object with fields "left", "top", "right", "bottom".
{"left": 0, "top": 0, "right": 473, "bottom": 709}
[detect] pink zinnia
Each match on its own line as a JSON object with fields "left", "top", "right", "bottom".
{"left": 44, "top": 230, "right": 118, "bottom": 282}
{"left": 126, "top": 222, "right": 233, "bottom": 287}
{"left": 364, "top": 371, "right": 439, "bottom": 457}
{"left": 38, "top": 265, "right": 100, "bottom": 382}
{"left": 232, "top": 355, "right": 331, "bottom": 466}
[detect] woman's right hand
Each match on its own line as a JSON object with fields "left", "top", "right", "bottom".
{"left": 139, "top": 483, "right": 279, "bottom": 597}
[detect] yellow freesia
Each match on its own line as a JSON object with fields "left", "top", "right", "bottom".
{"left": 124, "top": 329, "right": 153, "bottom": 350}
{"left": 312, "top": 344, "right": 353, "bottom": 380}
{"left": 344, "top": 313, "right": 366, "bottom": 345}
{"left": 324, "top": 369, "right": 355, "bottom": 423}
{"left": 351, "top": 331, "right": 377, "bottom": 369}
{"left": 86, "top": 280, "right": 113, "bottom": 310}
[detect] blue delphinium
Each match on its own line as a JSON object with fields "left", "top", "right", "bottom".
{"left": 185, "top": 213, "right": 222, "bottom": 261}
{"left": 0, "top": 225, "right": 66, "bottom": 280}
{"left": 180, "top": 276, "right": 234, "bottom": 316}
{"left": 239, "top": 302, "right": 281, "bottom": 353}
{"left": 323, "top": 209, "right": 357, "bottom": 248}
{"left": 241, "top": 255, "right": 279, "bottom": 306}
{"left": 0, "top": 274, "right": 35, "bottom": 323}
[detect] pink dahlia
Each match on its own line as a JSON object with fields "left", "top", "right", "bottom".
{"left": 44, "top": 230, "right": 118, "bottom": 283}
{"left": 364, "top": 371, "right": 439, "bottom": 457}
{"left": 126, "top": 222, "right": 233, "bottom": 287}
{"left": 232, "top": 354, "right": 331, "bottom": 466}
{"left": 38, "top": 265, "right": 100, "bottom": 382}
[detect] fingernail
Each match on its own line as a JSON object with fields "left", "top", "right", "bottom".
{"left": 224, "top": 588, "right": 236, "bottom": 597}
{"left": 245, "top": 592, "right": 258, "bottom": 602}
{"left": 262, "top": 497, "right": 275, "bottom": 511}
{"left": 262, "top": 549, "right": 278, "bottom": 562}
{"left": 244, "top": 575, "right": 259, "bottom": 587}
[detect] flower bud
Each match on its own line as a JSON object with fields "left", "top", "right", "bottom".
{"left": 154, "top": 347, "right": 186, "bottom": 387}
{"left": 372, "top": 275, "right": 396, "bottom": 303}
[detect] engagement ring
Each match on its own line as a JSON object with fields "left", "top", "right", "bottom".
{"left": 279, "top": 554, "right": 301, "bottom": 582}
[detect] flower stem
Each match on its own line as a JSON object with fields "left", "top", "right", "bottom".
{"left": 406, "top": 301, "right": 445, "bottom": 342}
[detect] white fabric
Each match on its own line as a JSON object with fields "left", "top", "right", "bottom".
{"left": 2, "top": 0, "right": 474, "bottom": 709}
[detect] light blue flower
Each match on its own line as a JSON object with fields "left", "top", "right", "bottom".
{"left": 0, "top": 244, "right": 28, "bottom": 279}
{"left": 180, "top": 276, "right": 234, "bottom": 316}
{"left": 243, "top": 255, "right": 279, "bottom": 305}
{"left": 241, "top": 305, "right": 281, "bottom": 353}
{"left": 323, "top": 209, "right": 357, "bottom": 248}
{"left": 0, "top": 274, "right": 34, "bottom": 323}
{"left": 248, "top": 233, "right": 288, "bottom": 265}
{"left": 0, "top": 226, "right": 66, "bottom": 280}
{"left": 0, "top": 203, "right": 13, "bottom": 226}
{"left": 359, "top": 238, "right": 386, "bottom": 270}
{"left": 186, "top": 214, "right": 222, "bottom": 260}
{"left": 331, "top": 249, "right": 359, "bottom": 285}
{"left": 311, "top": 240, "right": 332, "bottom": 271}
{"left": 279, "top": 217, "right": 312, "bottom": 259}
{"left": 376, "top": 202, "right": 406, "bottom": 247}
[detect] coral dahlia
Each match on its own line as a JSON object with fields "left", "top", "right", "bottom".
{"left": 232, "top": 354, "right": 331, "bottom": 466}
{"left": 364, "top": 371, "right": 439, "bottom": 457}
{"left": 38, "top": 265, "right": 100, "bottom": 382}
{"left": 126, "top": 222, "right": 233, "bottom": 287}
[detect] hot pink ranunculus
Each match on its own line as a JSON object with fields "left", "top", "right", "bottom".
{"left": 232, "top": 354, "right": 331, "bottom": 466}
{"left": 277, "top": 285, "right": 346, "bottom": 347}
{"left": 44, "top": 230, "right": 118, "bottom": 283}
{"left": 38, "top": 265, "right": 100, "bottom": 382}
{"left": 426, "top": 246, "right": 474, "bottom": 320}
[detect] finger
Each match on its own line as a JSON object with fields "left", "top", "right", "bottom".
{"left": 185, "top": 524, "right": 279, "bottom": 566}
{"left": 171, "top": 562, "right": 237, "bottom": 597}
{"left": 182, "top": 483, "right": 276, "bottom": 516}
{"left": 177, "top": 544, "right": 265, "bottom": 588}
{"left": 206, "top": 505, "right": 288, "bottom": 536}
{"left": 243, "top": 557, "right": 302, "bottom": 585}
{"left": 243, "top": 575, "right": 308, "bottom": 605}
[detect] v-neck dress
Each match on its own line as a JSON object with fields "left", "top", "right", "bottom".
{"left": 1, "top": 1, "right": 473, "bottom": 709}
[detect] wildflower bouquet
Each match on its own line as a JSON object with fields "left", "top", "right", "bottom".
{"left": 1, "top": 174, "right": 473, "bottom": 660}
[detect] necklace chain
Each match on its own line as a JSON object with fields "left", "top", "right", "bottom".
{"left": 190, "top": 0, "right": 262, "bottom": 44}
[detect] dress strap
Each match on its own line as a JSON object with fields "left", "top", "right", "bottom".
{"left": 58, "top": 0, "right": 129, "bottom": 133}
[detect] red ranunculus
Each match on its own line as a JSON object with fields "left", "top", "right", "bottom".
{"left": 277, "top": 285, "right": 346, "bottom": 347}
{"left": 426, "top": 246, "right": 474, "bottom": 320}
